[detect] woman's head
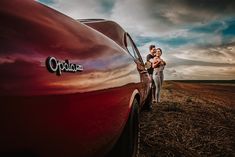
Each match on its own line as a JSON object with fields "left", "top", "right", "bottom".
{"left": 155, "top": 48, "right": 162, "bottom": 57}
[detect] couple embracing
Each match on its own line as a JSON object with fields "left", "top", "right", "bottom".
{"left": 146, "top": 45, "right": 166, "bottom": 105}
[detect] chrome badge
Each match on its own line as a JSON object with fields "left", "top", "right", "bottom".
{"left": 46, "top": 57, "right": 83, "bottom": 76}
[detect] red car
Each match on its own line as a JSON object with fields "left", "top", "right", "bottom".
{"left": 0, "top": 0, "right": 152, "bottom": 157}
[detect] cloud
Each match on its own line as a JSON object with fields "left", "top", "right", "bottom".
{"left": 163, "top": 42, "right": 235, "bottom": 80}
{"left": 38, "top": 0, "right": 235, "bottom": 36}
{"left": 174, "top": 43, "right": 235, "bottom": 64}
{"left": 148, "top": 0, "right": 235, "bottom": 24}
{"left": 110, "top": 0, "right": 235, "bottom": 37}
{"left": 165, "top": 65, "right": 235, "bottom": 80}
{"left": 37, "top": 0, "right": 235, "bottom": 80}
{"left": 43, "top": 0, "right": 110, "bottom": 19}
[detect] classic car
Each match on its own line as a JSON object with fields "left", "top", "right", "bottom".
{"left": 0, "top": 0, "right": 152, "bottom": 157}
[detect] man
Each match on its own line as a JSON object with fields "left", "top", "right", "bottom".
{"left": 146, "top": 45, "right": 157, "bottom": 108}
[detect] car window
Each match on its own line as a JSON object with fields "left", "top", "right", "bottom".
{"left": 126, "top": 36, "right": 139, "bottom": 59}
{"left": 125, "top": 34, "right": 144, "bottom": 64}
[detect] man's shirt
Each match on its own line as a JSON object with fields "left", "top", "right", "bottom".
{"left": 146, "top": 54, "right": 154, "bottom": 74}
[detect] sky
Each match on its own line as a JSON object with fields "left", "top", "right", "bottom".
{"left": 37, "top": 0, "right": 235, "bottom": 80}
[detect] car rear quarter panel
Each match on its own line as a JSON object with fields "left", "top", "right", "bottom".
{"left": 0, "top": 0, "right": 144, "bottom": 157}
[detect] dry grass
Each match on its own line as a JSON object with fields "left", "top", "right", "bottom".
{"left": 139, "top": 81, "right": 235, "bottom": 157}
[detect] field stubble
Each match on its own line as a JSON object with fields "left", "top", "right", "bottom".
{"left": 139, "top": 81, "right": 235, "bottom": 157}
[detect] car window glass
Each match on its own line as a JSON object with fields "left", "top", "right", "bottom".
{"left": 126, "top": 36, "right": 139, "bottom": 59}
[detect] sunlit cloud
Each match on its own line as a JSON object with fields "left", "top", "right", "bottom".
{"left": 174, "top": 43, "right": 235, "bottom": 64}
{"left": 165, "top": 65, "right": 235, "bottom": 80}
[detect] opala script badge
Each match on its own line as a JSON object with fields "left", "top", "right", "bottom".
{"left": 46, "top": 57, "right": 83, "bottom": 76}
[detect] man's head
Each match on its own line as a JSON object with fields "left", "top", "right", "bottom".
{"left": 149, "top": 45, "right": 156, "bottom": 55}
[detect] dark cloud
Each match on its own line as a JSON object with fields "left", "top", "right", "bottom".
{"left": 177, "top": 0, "right": 235, "bottom": 13}
{"left": 146, "top": 0, "right": 235, "bottom": 25}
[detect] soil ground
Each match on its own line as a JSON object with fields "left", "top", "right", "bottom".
{"left": 139, "top": 81, "right": 235, "bottom": 157}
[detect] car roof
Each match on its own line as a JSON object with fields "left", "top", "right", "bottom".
{"left": 79, "top": 19, "right": 126, "bottom": 49}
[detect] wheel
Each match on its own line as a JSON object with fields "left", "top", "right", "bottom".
{"left": 107, "top": 99, "right": 139, "bottom": 157}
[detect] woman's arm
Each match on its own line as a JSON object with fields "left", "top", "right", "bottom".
{"left": 152, "top": 57, "right": 161, "bottom": 68}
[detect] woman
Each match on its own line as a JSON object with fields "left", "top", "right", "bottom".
{"left": 152, "top": 48, "right": 166, "bottom": 103}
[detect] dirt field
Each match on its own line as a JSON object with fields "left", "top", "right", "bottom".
{"left": 139, "top": 81, "right": 235, "bottom": 157}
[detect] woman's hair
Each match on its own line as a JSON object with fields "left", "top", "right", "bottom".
{"left": 156, "top": 48, "right": 162, "bottom": 55}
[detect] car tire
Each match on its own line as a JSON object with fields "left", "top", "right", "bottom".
{"left": 107, "top": 99, "right": 139, "bottom": 157}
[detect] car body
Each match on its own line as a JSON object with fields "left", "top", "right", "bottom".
{"left": 0, "top": 0, "right": 152, "bottom": 157}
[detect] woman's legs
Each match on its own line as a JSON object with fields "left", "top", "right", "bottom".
{"left": 153, "top": 72, "right": 164, "bottom": 103}
{"left": 158, "top": 72, "right": 164, "bottom": 102}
